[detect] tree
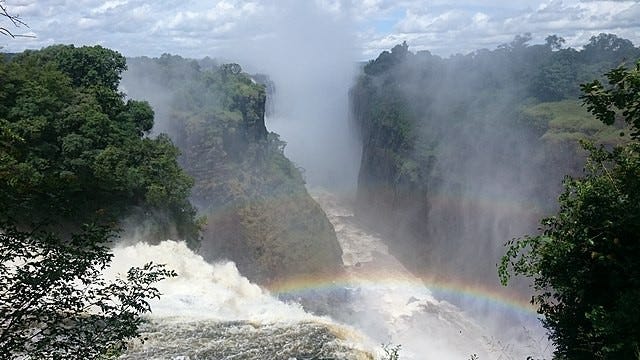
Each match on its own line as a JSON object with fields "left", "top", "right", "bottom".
{"left": 0, "top": 45, "right": 200, "bottom": 245}
{"left": 581, "top": 60, "right": 640, "bottom": 139}
{"left": 581, "top": 33, "right": 639, "bottom": 64}
{"left": 0, "top": 45, "right": 193, "bottom": 358}
{"left": 511, "top": 32, "right": 533, "bottom": 49}
{"left": 545, "top": 35, "right": 566, "bottom": 51}
{"left": 585, "top": 33, "right": 635, "bottom": 54}
{"left": 0, "top": 220, "right": 176, "bottom": 359}
{"left": 220, "top": 63, "right": 242, "bottom": 75}
{"left": 364, "top": 41, "right": 410, "bottom": 76}
{"left": 500, "top": 64, "right": 640, "bottom": 359}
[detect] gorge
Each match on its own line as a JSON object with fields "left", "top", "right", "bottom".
{"left": 115, "top": 39, "right": 621, "bottom": 358}
{"left": 2, "top": 29, "right": 638, "bottom": 360}
{"left": 117, "top": 35, "right": 635, "bottom": 358}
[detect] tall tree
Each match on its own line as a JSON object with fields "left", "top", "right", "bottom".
{"left": 545, "top": 35, "right": 566, "bottom": 50}
{"left": 581, "top": 61, "right": 640, "bottom": 139}
{"left": 0, "top": 45, "right": 200, "bottom": 245}
{"left": 0, "top": 45, "right": 193, "bottom": 358}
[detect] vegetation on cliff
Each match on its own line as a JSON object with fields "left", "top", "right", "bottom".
{"left": 124, "top": 55, "right": 342, "bottom": 283}
{"left": 353, "top": 34, "right": 637, "bottom": 200}
{"left": 350, "top": 34, "right": 637, "bottom": 280}
{"left": 0, "top": 222, "right": 176, "bottom": 359}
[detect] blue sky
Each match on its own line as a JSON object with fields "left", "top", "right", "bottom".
{"left": 3, "top": 0, "right": 640, "bottom": 59}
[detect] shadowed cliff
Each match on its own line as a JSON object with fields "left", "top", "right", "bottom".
{"left": 122, "top": 55, "right": 343, "bottom": 284}
{"left": 350, "top": 36, "right": 636, "bottom": 289}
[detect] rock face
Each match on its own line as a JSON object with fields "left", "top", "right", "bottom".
{"left": 353, "top": 84, "right": 431, "bottom": 252}
{"left": 349, "top": 44, "right": 438, "bottom": 268}
{"left": 349, "top": 42, "right": 633, "bottom": 283}
{"left": 123, "top": 55, "right": 342, "bottom": 284}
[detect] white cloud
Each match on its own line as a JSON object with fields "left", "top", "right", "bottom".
{"left": 359, "top": 0, "right": 640, "bottom": 56}
{"left": 92, "top": 0, "right": 128, "bottom": 14}
{"left": 1, "top": 0, "right": 640, "bottom": 58}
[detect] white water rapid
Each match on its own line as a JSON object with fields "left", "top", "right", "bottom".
{"left": 310, "top": 191, "right": 551, "bottom": 360}
{"left": 108, "top": 192, "right": 550, "bottom": 360}
{"left": 108, "top": 241, "right": 374, "bottom": 359}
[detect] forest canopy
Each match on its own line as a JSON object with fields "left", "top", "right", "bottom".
{"left": 0, "top": 45, "right": 199, "bottom": 244}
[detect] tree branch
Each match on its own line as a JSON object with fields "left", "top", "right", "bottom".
{"left": 0, "top": 1, "right": 33, "bottom": 38}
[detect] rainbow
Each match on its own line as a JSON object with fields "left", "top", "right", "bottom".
{"left": 195, "top": 189, "right": 545, "bottom": 319}
{"left": 266, "top": 270, "right": 540, "bottom": 318}
{"left": 354, "top": 183, "right": 549, "bottom": 223}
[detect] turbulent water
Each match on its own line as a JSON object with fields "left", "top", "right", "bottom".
{"left": 108, "top": 241, "right": 374, "bottom": 359}
{"left": 109, "top": 193, "right": 550, "bottom": 360}
{"left": 310, "top": 191, "right": 551, "bottom": 360}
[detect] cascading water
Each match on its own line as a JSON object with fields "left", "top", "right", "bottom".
{"left": 303, "top": 191, "right": 552, "bottom": 360}
{"left": 106, "top": 241, "right": 374, "bottom": 359}
{"left": 310, "top": 191, "right": 494, "bottom": 359}
{"left": 110, "top": 193, "right": 552, "bottom": 359}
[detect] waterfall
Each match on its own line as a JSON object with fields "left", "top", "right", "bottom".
{"left": 112, "top": 194, "right": 552, "bottom": 359}
{"left": 106, "top": 241, "right": 374, "bottom": 359}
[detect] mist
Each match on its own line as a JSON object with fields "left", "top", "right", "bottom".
{"left": 117, "top": 4, "right": 565, "bottom": 357}
{"left": 118, "top": 10, "right": 558, "bottom": 357}
{"left": 420, "top": 67, "right": 549, "bottom": 284}
{"left": 121, "top": 2, "right": 361, "bottom": 193}
{"left": 225, "top": 1, "right": 362, "bottom": 192}
{"left": 6, "top": 0, "right": 640, "bottom": 358}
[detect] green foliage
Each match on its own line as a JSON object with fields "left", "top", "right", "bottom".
{"left": 500, "top": 142, "right": 640, "bottom": 359}
{"left": 0, "top": 46, "right": 191, "bottom": 358}
{"left": 582, "top": 34, "right": 637, "bottom": 64}
{"left": 0, "top": 220, "right": 176, "bottom": 359}
{"left": 353, "top": 34, "right": 640, "bottom": 199}
{"left": 220, "top": 63, "right": 242, "bottom": 75}
{"left": 581, "top": 61, "right": 640, "bottom": 139}
{"left": 500, "top": 63, "right": 640, "bottom": 359}
{"left": 364, "top": 41, "right": 409, "bottom": 76}
{"left": 545, "top": 35, "right": 566, "bottom": 50}
{"left": 351, "top": 35, "right": 640, "bottom": 272}
{"left": 17, "top": 45, "right": 127, "bottom": 91}
{"left": 0, "top": 45, "right": 199, "bottom": 244}
{"left": 530, "top": 51, "right": 579, "bottom": 101}
{"left": 520, "top": 100, "right": 627, "bottom": 144}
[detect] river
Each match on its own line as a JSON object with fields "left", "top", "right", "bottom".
{"left": 113, "top": 191, "right": 550, "bottom": 359}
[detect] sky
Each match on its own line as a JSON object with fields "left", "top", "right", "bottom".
{"left": 3, "top": 0, "right": 640, "bottom": 60}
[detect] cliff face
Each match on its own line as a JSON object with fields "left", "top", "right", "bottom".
{"left": 350, "top": 42, "right": 632, "bottom": 282}
{"left": 353, "top": 86, "right": 431, "bottom": 249}
{"left": 350, "top": 45, "right": 436, "bottom": 261}
{"left": 123, "top": 55, "right": 342, "bottom": 284}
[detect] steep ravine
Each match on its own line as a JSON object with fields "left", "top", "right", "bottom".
{"left": 114, "top": 193, "right": 550, "bottom": 360}
{"left": 284, "top": 191, "right": 552, "bottom": 360}
{"left": 349, "top": 43, "right": 622, "bottom": 291}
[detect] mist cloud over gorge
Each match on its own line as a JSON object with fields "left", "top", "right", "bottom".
{"left": 226, "top": 1, "right": 361, "bottom": 191}
{"left": 117, "top": 1, "right": 361, "bottom": 191}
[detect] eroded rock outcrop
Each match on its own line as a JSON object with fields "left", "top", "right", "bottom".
{"left": 123, "top": 55, "right": 342, "bottom": 284}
